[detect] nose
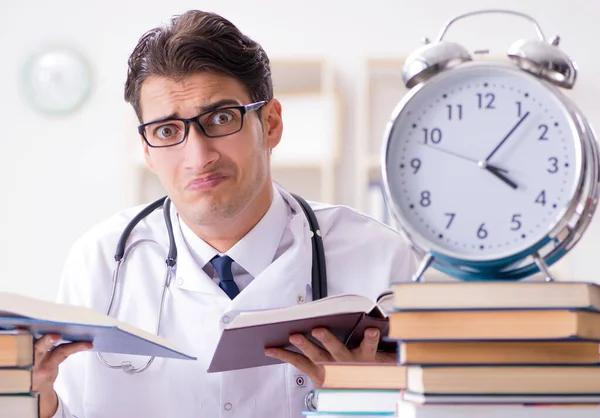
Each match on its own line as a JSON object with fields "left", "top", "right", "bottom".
{"left": 182, "top": 122, "right": 219, "bottom": 169}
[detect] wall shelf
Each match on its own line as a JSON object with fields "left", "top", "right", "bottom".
{"left": 355, "top": 57, "right": 408, "bottom": 226}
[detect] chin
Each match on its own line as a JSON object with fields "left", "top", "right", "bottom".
{"left": 190, "top": 195, "right": 245, "bottom": 224}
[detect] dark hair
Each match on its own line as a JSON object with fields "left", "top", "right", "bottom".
{"left": 124, "top": 10, "right": 273, "bottom": 122}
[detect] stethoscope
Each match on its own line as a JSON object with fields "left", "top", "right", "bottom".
{"left": 95, "top": 192, "right": 327, "bottom": 409}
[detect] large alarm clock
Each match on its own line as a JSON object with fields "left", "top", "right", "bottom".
{"left": 381, "top": 10, "right": 600, "bottom": 282}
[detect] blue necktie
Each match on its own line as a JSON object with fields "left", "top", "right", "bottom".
{"left": 210, "top": 255, "right": 240, "bottom": 299}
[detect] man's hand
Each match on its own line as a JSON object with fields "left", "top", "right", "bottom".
{"left": 32, "top": 334, "right": 93, "bottom": 418}
{"left": 264, "top": 327, "right": 394, "bottom": 387}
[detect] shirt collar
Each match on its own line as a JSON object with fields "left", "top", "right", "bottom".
{"left": 177, "top": 184, "right": 290, "bottom": 278}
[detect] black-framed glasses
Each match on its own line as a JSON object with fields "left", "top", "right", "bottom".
{"left": 138, "top": 101, "right": 267, "bottom": 148}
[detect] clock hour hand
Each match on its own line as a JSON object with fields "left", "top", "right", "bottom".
{"left": 479, "top": 161, "right": 518, "bottom": 189}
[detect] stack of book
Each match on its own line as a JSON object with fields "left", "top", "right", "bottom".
{"left": 387, "top": 280, "right": 600, "bottom": 417}
{"left": 0, "top": 329, "right": 39, "bottom": 417}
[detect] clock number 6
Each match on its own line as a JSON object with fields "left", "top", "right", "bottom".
{"left": 477, "top": 223, "right": 488, "bottom": 239}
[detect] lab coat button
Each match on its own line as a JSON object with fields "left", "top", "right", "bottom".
{"left": 177, "top": 277, "right": 184, "bottom": 286}
{"left": 224, "top": 402, "right": 233, "bottom": 411}
{"left": 222, "top": 315, "right": 230, "bottom": 324}
{"left": 296, "top": 295, "right": 304, "bottom": 304}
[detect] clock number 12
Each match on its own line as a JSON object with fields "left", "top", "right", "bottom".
{"left": 477, "top": 93, "right": 495, "bottom": 109}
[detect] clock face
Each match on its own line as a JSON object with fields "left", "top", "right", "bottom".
{"left": 383, "top": 63, "right": 583, "bottom": 262}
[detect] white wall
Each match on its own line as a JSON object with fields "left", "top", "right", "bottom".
{"left": 1, "top": 0, "right": 599, "bottom": 300}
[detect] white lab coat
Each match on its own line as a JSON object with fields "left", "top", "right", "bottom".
{"left": 53, "top": 184, "right": 417, "bottom": 418}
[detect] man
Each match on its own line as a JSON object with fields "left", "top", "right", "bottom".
{"left": 32, "top": 9, "right": 416, "bottom": 418}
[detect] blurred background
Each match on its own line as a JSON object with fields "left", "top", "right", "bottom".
{"left": 1, "top": 0, "right": 599, "bottom": 301}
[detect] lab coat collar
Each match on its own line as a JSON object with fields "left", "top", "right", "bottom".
{"left": 226, "top": 184, "right": 313, "bottom": 312}
{"left": 177, "top": 217, "right": 218, "bottom": 267}
{"left": 224, "top": 184, "right": 289, "bottom": 278}
{"left": 177, "top": 184, "right": 290, "bottom": 278}
{"left": 170, "top": 183, "right": 313, "bottom": 307}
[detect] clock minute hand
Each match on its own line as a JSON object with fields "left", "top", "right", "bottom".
{"left": 418, "top": 142, "right": 508, "bottom": 173}
{"left": 484, "top": 111, "right": 530, "bottom": 162}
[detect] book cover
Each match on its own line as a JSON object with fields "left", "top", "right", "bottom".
{"left": 406, "top": 364, "right": 600, "bottom": 395}
{"left": 387, "top": 308, "right": 600, "bottom": 341}
{"left": 208, "top": 293, "right": 394, "bottom": 372}
{"left": 397, "top": 340, "right": 600, "bottom": 365}
{"left": 391, "top": 281, "right": 600, "bottom": 311}
{"left": 315, "top": 389, "right": 401, "bottom": 414}
{"left": 0, "top": 292, "right": 195, "bottom": 361}
{"left": 319, "top": 362, "right": 406, "bottom": 390}
{"left": 0, "top": 330, "right": 34, "bottom": 367}
{"left": 0, "top": 394, "right": 39, "bottom": 418}
{"left": 396, "top": 401, "right": 600, "bottom": 418}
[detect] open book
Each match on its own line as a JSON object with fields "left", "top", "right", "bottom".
{"left": 0, "top": 292, "right": 195, "bottom": 360}
{"left": 207, "top": 292, "right": 394, "bottom": 372}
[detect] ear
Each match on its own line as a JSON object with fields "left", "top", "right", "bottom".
{"left": 141, "top": 135, "right": 156, "bottom": 173}
{"left": 262, "top": 98, "right": 283, "bottom": 150}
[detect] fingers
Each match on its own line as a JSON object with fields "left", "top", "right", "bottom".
{"left": 265, "top": 347, "right": 315, "bottom": 371}
{"left": 291, "top": 333, "right": 336, "bottom": 363}
{"left": 42, "top": 341, "right": 93, "bottom": 371}
{"left": 32, "top": 334, "right": 93, "bottom": 393}
{"left": 264, "top": 328, "right": 383, "bottom": 387}
{"left": 354, "top": 328, "right": 380, "bottom": 361}
{"left": 34, "top": 334, "right": 61, "bottom": 366}
{"left": 310, "top": 329, "right": 353, "bottom": 362}
{"left": 264, "top": 347, "right": 325, "bottom": 386}
{"left": 264, "top": 332, "right": 333, "bottom": 388}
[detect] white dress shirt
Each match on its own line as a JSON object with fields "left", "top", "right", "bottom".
{"left": 180, "top": 186, "right": 292, "bottom": 292}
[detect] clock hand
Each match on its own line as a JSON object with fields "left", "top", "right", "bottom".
{"left": 417, "top": 142, "right": 512, "bottom": 174}
{"left": 484, "top": 111, "right": 530, "bottom": 162}
{"left": 417, "top": 143, "right": 485, "bottom": 166}
{"left": 416, "top": 141, "right": 516, "bottom": 186}
{"left": 478, "top": 161, "right": 518, "bottom": 189}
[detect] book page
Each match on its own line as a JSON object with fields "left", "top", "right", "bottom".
{"left": 374, "top": 291, "right": 394, "bottom": 315}
{"left": 0, "top": 292, "right": 180, "bottom": 351}
{"left": 228, "top": 294, "right": 376, "bottom": 329}
{"left": 0, "top": 292, "right": 116, "bottom": 326}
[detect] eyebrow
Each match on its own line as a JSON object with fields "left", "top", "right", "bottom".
{"left": 144, "top": 99, "right": 242, "bottom": 124}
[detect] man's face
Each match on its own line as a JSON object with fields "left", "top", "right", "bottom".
{"left": 139, "top": 72, "right": 282, "bottom": 227}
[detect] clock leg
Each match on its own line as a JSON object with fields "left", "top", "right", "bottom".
{"left": 412, "top": 253, "right": 435, "bottom": 282}
{"left": 533, "top": 252, "right": 556, "bottom": 282}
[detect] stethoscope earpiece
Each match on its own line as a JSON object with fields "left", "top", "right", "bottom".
{"left": 402, "top": 40, "right": 472, "bottom": 88}
{"left": 508, "top": 38, "right": 577, "bottom": 89}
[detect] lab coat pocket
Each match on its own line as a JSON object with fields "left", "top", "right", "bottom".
{"left": 83, "top": 354, "right": 170, "bottom": 417}
{"left": 285, "top": 363, "right": 314, "bottom": 418}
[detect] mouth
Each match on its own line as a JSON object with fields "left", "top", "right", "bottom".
{"left": 186, "top": 173, "right": 229, "bottom": 191}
